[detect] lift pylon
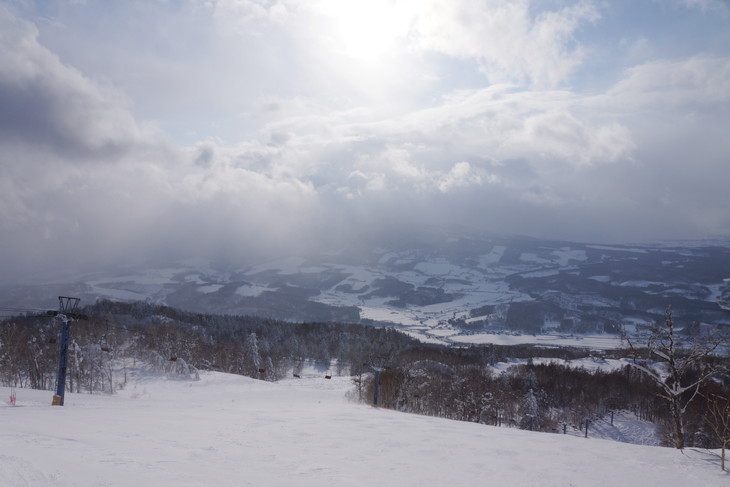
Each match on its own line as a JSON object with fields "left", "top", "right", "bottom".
{"left": 52, "top": 296, "right": 81, "bottom": 406}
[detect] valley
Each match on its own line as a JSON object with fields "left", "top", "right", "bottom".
{"left": 3, "top": 235, "right": 730, "bottom": 345}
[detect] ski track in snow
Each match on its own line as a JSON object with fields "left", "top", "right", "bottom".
{"left": 584, "top": 412, "right": 661, "bottom": 447}
{"left": 1, "top": 371, "right": 727, "bottom": 487}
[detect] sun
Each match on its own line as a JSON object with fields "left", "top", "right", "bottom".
{"left": 320, "top": 0, "right": 413, "bottom": 61}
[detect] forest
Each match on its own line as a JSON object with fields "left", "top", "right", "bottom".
{"left": 1, "top": 300, "right": 728, "bottom": 451}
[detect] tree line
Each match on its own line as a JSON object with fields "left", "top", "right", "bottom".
{"left": 356, "top": 309, "right": 729, "bottom": 457}
{"left": 0, "top": 299, "right": 415, "bottom": 391}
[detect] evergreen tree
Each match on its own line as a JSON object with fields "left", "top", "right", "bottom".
{"left": 519, "top": 388, "right": 540, "bottom": 431}
{"left": 244, "top": 332, "right": 262, "bottom": 377}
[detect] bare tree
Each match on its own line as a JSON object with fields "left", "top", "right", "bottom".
{"left": 625, "top": 307, "right": 725, "bottom": 449}
{"left": 705, "top": 391, "right": 730, "bottom": 470}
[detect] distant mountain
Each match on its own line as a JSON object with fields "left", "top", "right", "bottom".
{"left": 4, "top": 234, "right": 730, "bottom": 343}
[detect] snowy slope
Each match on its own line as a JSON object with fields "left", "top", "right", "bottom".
{"left": 1, "top": 373, "right": 727, "bottom": 486}
{"left": 586, "top": 412, "right": 662, "bottom": 447}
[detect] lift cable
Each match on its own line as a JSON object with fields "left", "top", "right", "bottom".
{"left": 0, "top": 306, "right": 52, "bottom": 314}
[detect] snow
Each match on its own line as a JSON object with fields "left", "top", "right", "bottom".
{"left": 477, "top": 246, "right": 506, "bottom": 267}
{"left": 589, "top": 275, "right": 612, "bottom": 283}
{"left": 449, "top": 333, "right": 623, "bottom": 349}
{"left": 489, "top": 357, "right": 630, "bottom": 375}
{"left": 519, "top": 268, "right": 562, "bottom": 278}
{"left": 552, "top": 247, "right": 587, "bottom": 266}
{"left": 377, "top": 251, "right": 401, "bottom": 264}
{"left": 350, "top": 274, "right": 525, "bottom": 330}
{"left": 235, "top": 283, "right": 272, "bottom": 297}
{"left": 706, "top": 282, "right": 726, "bottom": 302}
{"left": 532, "top": 356, "right": 630, "bottom": 372}
{"left": 586, "top": 245, "right": 648, "bottom": 254}
{"left": 358, "top": 305, "right": 424, "bottom": 326}
{"left": 346, "top": 278, "right": 527, "bottom": 331}
{"left": 425, "top": 328, "right": 460, "bottom": 337}
{"left": 520, "top": 252, "right": 552, "bottom": 264}
{"left": 587, "top": 412, "right": 662, "bottom": 447}
{"left": 1, "top": 372, "right": 726, "bottom": 486}
{"left": 197, "top": 284, "right": 224, "bottom": 294}
{"left": 619, "top": 280, "right": 664, "bottom": 288}
{"left": 398, "top": 329, "right": 450, "bottom": 345}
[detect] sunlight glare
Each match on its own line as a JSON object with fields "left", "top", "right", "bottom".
{"left": 321, "top": 0, "right": 412, "bottom": 61}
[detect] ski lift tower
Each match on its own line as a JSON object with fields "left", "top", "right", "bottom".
{"left": 52, "top": 296, "right": 83, "bottom": 406}
{"left": 365, "top": 360, "right": 389, "bottom": 407}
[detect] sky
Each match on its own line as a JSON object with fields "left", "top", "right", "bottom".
{"left": 1, "top": 0, "right": 730, "bottom": 281}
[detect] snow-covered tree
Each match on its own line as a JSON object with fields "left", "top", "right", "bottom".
{"left": 244, "top": 332, "right": 262, "bottom": 377}
{"left": 519, "top": 388, "right": 540, "bottom": 431}
{"left": 625, "top": 308, "right": 725, "bottom": 449}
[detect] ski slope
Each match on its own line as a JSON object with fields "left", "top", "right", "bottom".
{"left": 1, "top": 371, "right": 727, "bottom": 486}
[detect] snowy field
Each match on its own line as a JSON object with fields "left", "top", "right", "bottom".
{"left": 489, "top": 357, "right": 631, "bottom": 375}
{"left": 1, "top": 371, "right": 727, "bottom": 486}
{"left": 448, "top": 332, "right": 623, "bottom": 349}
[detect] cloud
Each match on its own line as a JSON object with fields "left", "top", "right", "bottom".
{"left": 438, "top": 161, "right": 494, "bottom": 192}
{"left": 516, "top": 110, "right": 634, "bottom": 167}
{"left": 408, "top": 0, "right": 600, "bottom": 87}
{"left": 0, "top": 9, "right": 149, "bottom": 161}
{"left": 605, "top": 56, "right": 730, "bottom": 108}
{"left": 213, "top": 0, "right": 290, "bottom": 24}
{"left": 0, "top": 8, "right": 325, "bottom": 279}
{"left": 1, "top": 2, "right": 729, "bottom": 282}
{"left": 328, "top": 85, "right": 636, "bottom": 170}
